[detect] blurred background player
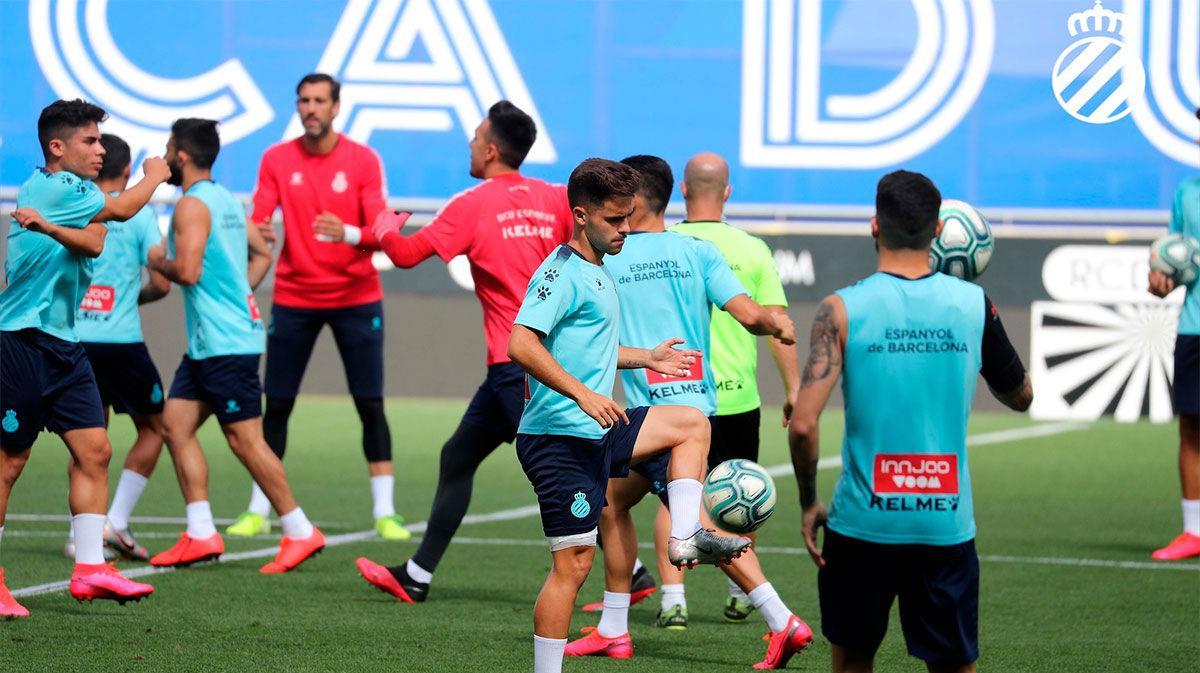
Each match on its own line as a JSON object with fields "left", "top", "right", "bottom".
{"left": 1, "top": 99, "right": 168, "bottom": 615}
{"left": 789, "top": 170, "right": 1032, "bottom": 673}
{"left": 565, "top": 154, "right": 810, "bottom": 669}
{"left": 147, "top": 118, "right": 324, "bottom": 574}
{"left": 355, "top": 100, "right": 572, "bottom": 601}
{"left": 669, "top": 151, "right": 799, "bottom": 622}
{"left": 237, "top": 73, "right": 405, "bottom": 540}
{"left": 507, "top": 158, "right": 751, "bottom": 673}
{"left": 65, "top": 133, "right": 172, "bottom": 562}
{"left": 1146, "top": 109, "right": 1200, "bottom": 561}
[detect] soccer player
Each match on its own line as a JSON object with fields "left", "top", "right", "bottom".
{"left": 507, "top": 158, "right": 752, "bottom": 673}
{"left": 671, "top": 151, "right": 798, "bottom": 621}
{"left": 789, "top": 170, "right": 1033, "bottom": 673}
{"left": 147, "top": 118, "right": 325, "bottom": 574}
{"left": 1147, "top": 110, "right": 1200, "bottom": 561}
{"left": 66, "top": 133, "right": 172, "bottom": 562}
{"left": 354, "top": 101, "right": 574, "bottom": 601}
{"left": 1, "top": 99, "right": 168, "bottom": 615}
{"left": 235, "top": 73, "right": 404, "bottom": 540}
{"left": 564, "top": 155, "right": 811, "bottom": 669}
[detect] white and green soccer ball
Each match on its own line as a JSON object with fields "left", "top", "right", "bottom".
{"left": 1149, "top": 233, "right": 1200, "bottom": 287}
{"left": 929, "top": 199, "right": 994, "bottom": 281}
{"left": 702, "top": 459, "right": 776, "bottom": 534}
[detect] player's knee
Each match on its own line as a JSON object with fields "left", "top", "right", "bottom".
{"left": 77, "top": 439, "right": 112, "bottom": 472}
{"left": 1181, "top": 415, "right": 1199, "bottom": 450}
{"left": 354, "top": 397, "right": 392, "bottom": 462}
{"left": 264, "top": 396, "right": 296, "bottom": 423}
{"left": 554, "top": 548, "right": 594, "bottom": 585}
{"left": 0, "top": 451, "right": 30, "bottom": 486}
{"left": 679, "top": 406, "right": 708, "bottom": 440}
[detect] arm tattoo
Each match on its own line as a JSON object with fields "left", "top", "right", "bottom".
{"left": 800, "top": 301, "right": 841, "bottom": 389}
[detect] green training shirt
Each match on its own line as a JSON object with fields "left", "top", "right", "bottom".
{"left": 671, "top": 220, "right": 787, "bottom": 415}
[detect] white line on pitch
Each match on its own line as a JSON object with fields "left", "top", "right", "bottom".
{"left": 4, "top": 514, "right": 348, "bottom": 526}
{"left": 10, "top": 422, "right": 1090, "bottom": 598}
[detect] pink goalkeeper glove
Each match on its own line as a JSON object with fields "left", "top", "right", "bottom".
{"left": 372, "top": 210, "right": 412, "bottom": 242}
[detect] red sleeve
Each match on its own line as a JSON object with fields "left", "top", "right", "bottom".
{"left": 379, "top": 227, "right": 438, "bottom": 269}
{"left": 250, "top": 151, "right": 279, "bottom": 224}
{"left": 422, "top": 191, "right": 478, "bottom": 262}
{"left": 354, "top": 146, "right": 389, "bottom": 251}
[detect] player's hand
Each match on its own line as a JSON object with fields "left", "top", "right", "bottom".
{"left": 313, "top": 211, "right": 344, "bottom": 242}
{"left": 146, "top": 243, "right": 166, "bottom": 267}
{"left": 372, "top": 209, "right": 411, "bottom": 242}
{"left": 772, "top": 312, "right": 797, "bottom": 345}
{"left": 1148, "top": 270, "right": 1176, "bottom": 298}
{"left": 13, "top": 207, "right": 51, "bottom": 234}
{"left": 256, "top": 220, "right": 277, "bottom": 247}
{"left": 800, "top": 500, "right": 828, "bottom": 568}
{"left": 647, "top": 338, "right": 700, "bottom": 377}
{"left": 141, "top": 156, "right": 171, "bottom": 183}
{"left": 575, "top": 390, "right": 629, "bottom": 429}
{"left": 781, "top": 390, "right": 796, "bottom": 427}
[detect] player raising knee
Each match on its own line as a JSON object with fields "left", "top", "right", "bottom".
{"left": 789, "top": 170, "right": 1033, "bottom": 673}
{"left": 507, "top": 158, "right": 752, "bottom": 673}
{"left": 564, "top": 155, "right": 809, "bottom": 669}
{"left": 147, "top": 119, "right": 324, "bottom": 574}
{"left": 1, "top": 100, "right": 170, "bottom": 615}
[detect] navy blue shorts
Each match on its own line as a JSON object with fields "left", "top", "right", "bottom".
{"left": 462, "top": 362, "right": 526, "bottom": 442}
{"left": 1174, "top": 334, "right": 1199, "bottom": 417}
{"left": 819, "top": 528, "right": 979, "bottom": 667}
{"left": 169, "top": 354, "right": 263, "bottom": 425}
{"left": 629, "top": 451, "right": 671, "bottom": 506}
{"left": 0, "top": 329, "right": 105, "bottom": 451}
{"left": 264, "top": 301, "right": 384, "bottom": 399}
{"left": 708, "top": 407, "right": 761, "bottom": 471}
{"left": 82, "top": 342, "right": 164, "bottom": 417}
{"left": 516, "top": 406, "right": 650, "bottom": 537}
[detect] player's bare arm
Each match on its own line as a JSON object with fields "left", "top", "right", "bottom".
{"left": 767, "top": 306, "right": 802, "bottom": 425}
{"left": 508, "top": 323, "right": 629, "bottom": 429}
{"left": 312, "top": 210, "right": 347, "bottom": 242}
{"left": 722, "top": 295, "right": 796, "bottom": 343}
{"left": 788, "top": 295, "right": 847, "bottom": 568}
{"left": 990, "top": 375, "right": 1033, "bottom": 413}
{"left": 138, "top": 268, "right": 171, "bottom": 304}
{"left": 616, "top": 339, "right": 700, "bottom": 376}
{"left": 92, "top": 156, "right": 171, "bottom": 223}
{"left": 12, "top": 206, "right": 107, "bottom": 258}
{"left": 147, "top": 196, "right": 210, "bottom": 286}
{"left": 246, "top": 216, "right": 275, "bottom": 290}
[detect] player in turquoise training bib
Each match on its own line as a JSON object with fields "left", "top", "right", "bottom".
{"left": 789, "top": 170, "right": 1032, "bottom": 672}
{"left": 0, "top": 99, "right": 171, "bottom": 616}
{"left": 145, "top": 118, "right": 324, "bottom": 575}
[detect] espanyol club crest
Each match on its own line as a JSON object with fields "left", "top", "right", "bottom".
{"left": 1051, "top": 0, "right": 1146, "bottom": 124}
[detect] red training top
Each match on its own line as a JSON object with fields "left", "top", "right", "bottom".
{"left": 252, "top": 135, "right": 387, "bottom": 309}
{"left": 403, "top": 172, "right": 571, "bottom": 366}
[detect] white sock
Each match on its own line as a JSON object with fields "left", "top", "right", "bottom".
{"left": 633, "top": 557, "right": 644, "bottom": 574}
{"left": 728, "top": 577, "right": 749, "bottom": 601}
{"left": 406, "top": 559, "right": 433, "bottom": 584}
{"left": 666, "top": 479, "right": 703, "bottom": 538}
{"left": 248, "top": 482, "right": 271, "bottom": 517}
{"left": 1184, "top": 499, "right": 1200, "bottom": 536}
{"left": 533, "top": 635, "right": 566, "bottom": 673}
{"left": 72, "top": 513, "right": 106, "bottom": 565}
{"left": 749, "top": 582, "right": 792, "bottom": 633}
{"left": 186, "top": 501, "right": 218, "bottom": 539}
{"left": 661, "top": 583, "right": 687, "bottom": 611}
{"left": 107, "top": 469, "right": 149, "bottom": 531}
{"left": 68, "top": 518, "right": 75, "bottom": 540}
{"left": 279, "top": 507, "right": 314, "bottom": 540}
{"left": 597, "top": 591, "right": 630, "bottom": 637}
{"left": 371, "top": 475, "right": 396, "bottom": 520}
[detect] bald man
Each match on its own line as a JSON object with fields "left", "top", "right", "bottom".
{"left": 668, "top": 152, "right": 799, "bottom": 624}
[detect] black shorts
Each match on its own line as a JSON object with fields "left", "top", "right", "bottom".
{"left": 818, "top": 528, "right": 979, "bottom": 667}
{"left": 169, "top": 354, "right": 263, "bottom": 425}
{"left": 0, "top": 329, "right": 105, "bottom": 451}
{"left": 1174, "top": 334, "right": 1199, "bottom": 417}
{"left": 81, "top": 342, "right": 164, "bottom": 417}
{"left": 708, "top": 407, "right": 761, "bottom": 471}
{"left": 264, "top": 301, "right": 384, "bottom": 399}
{"left": 462, "top": 362, "right": 526, "bottom": 442}
{"left": 516, "top": 407, "right": 650, "bottom": 538}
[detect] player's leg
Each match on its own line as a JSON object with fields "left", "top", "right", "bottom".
{"left": 534, "top": 544, "right": 596, "bottom": 672}
{"left": 820, "top": 530, "right": 895, "bottom": 673}
{"left": 151, "top": 394, "right": 225, "bottom": 567}
{"left": 0, "top": 447, "right": 32, "bottom": 617}
{"left": 1, "top": 329, "right": 48, "bottom": 609}
{"left": 710, "top": 408, "right": 763, "bottom": 619}
{"left": 653, "top": 502, "right": 688, "bottom": 627}
{"left": 1155, "top": 334, "right": 1200, "bottom": 560}
{"left": 896, "top": 540, "right": 979, "bottom": 673}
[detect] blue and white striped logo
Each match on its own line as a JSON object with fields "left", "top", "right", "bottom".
{"left": 1051, "top": 1, "right": 1146, "bottom": 125}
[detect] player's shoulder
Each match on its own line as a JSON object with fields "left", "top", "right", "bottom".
{"left": 23, "top": 168, "right": 95, "bottom": 199}
{"left": 1175, "top": 175, "right": 1200, "bottom": 197}
{"left": 261, "top": 138, "right": 300, "bottom": 162}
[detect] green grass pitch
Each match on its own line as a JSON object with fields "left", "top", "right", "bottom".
{"left": 2, "top": 398, "right": 1197, "bottom": 672}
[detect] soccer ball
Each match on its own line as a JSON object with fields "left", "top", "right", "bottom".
{"left": 1149, "top": 233, "right": 1200, "bottom": 286}
{"left": 929, "top": 199, "right": 994, "bottom": 281}
{"left": 702, "top": 459, "right": 776, "bottom": 534}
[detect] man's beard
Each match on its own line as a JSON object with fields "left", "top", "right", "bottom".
{"left": 167, "top": 159, "right": 183, "bottom": 186}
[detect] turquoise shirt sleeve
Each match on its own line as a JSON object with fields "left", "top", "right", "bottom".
{"left": 1170, "top": 184, "right": 1184, "bottom": 234}
{"left": 40, "top": 172, "right": 105, "bottom": 228}
{"left": 698, "top": 240, "right": 748, "bottom": 309}
{"left": 515, "top": 256, "right": 577, "bottom": 336}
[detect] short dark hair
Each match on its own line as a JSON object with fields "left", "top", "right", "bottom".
{"left": 171, "top": 118, "right": 221, "bottom": 169}
{"left": 98, "top": 134, "right": 131, "bottom": 180}
{"left": 567, "top": 158, "right": 641, "bottom": 210}
{"left": 620, "top": 155, "right": 673, "bottom": 215}
{"left": 296, "top": 73, "right": 340, "bottom": 102}
{"left": 487, "top": 100, "right": 537, "bottom": 169}
{"left": 37, "top": 99, "right": 107, "bottom": 161}
{"left": 875, "top": 170, "right": 942, "bottom": 250}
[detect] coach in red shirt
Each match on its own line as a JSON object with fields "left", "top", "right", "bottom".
{"left": 229, "top": 73, "right": 408, "bottom": 541}
{"left": 354, "top": 101, "right": 572, "bottom": 602}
